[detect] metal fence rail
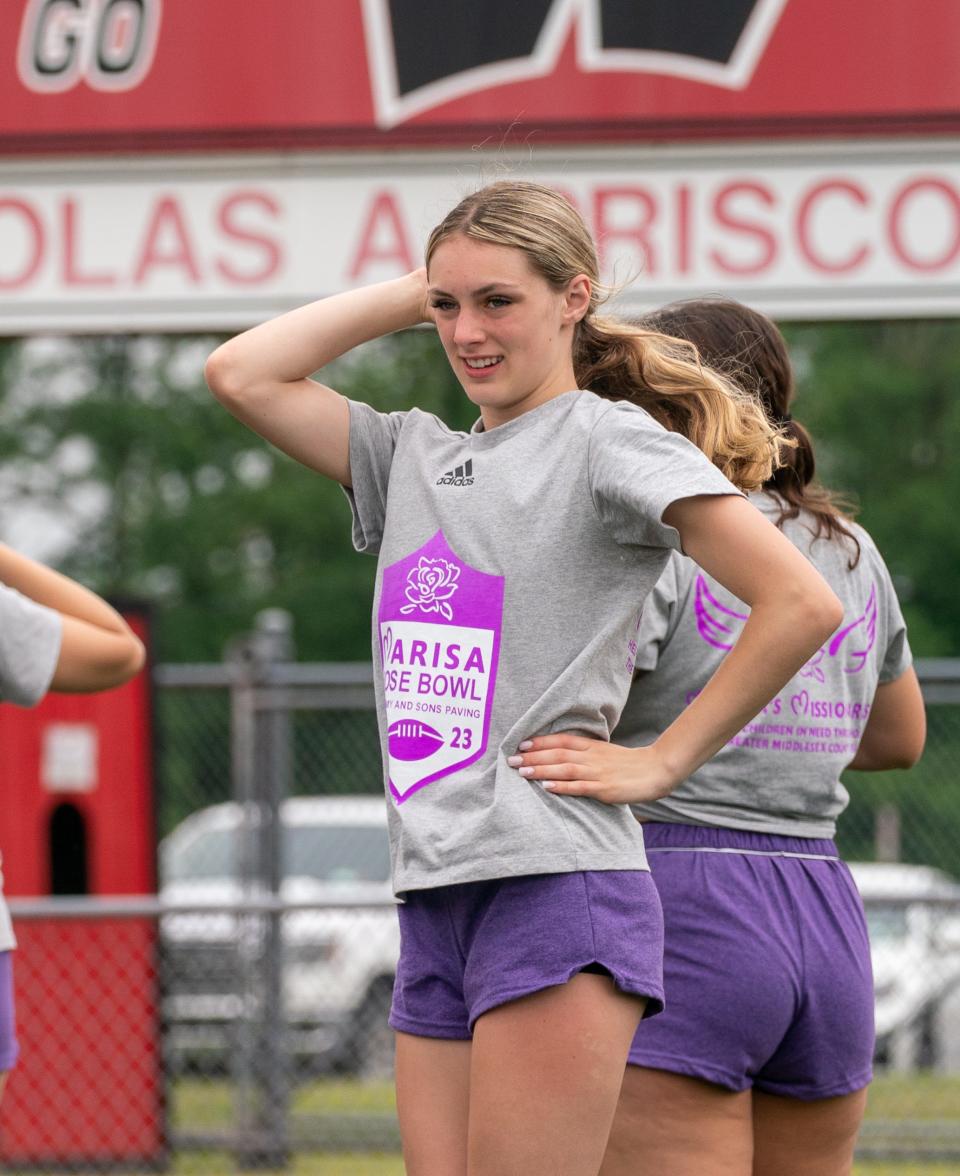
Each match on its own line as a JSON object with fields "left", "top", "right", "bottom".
{"left": 4, "top": 628, "right": 960, "bottom": 1170}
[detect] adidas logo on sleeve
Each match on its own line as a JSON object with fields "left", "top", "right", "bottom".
{"left": 436, "top": 459, "right": 475, "bottom": 487}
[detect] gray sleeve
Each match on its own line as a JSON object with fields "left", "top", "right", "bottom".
{"left": 633, "top": 553, "right": 683, "bottom": 672}
{"left": 341, "top": 400, "right": 408, "bottom": 554}
{"left": 0, "top": 583, "right": 62, "bottom": 706}
{"left": 588, "top": 402, "right": 742, "bottom": 551}
{"left": 868, "top": 542, "right": 913, "bottom": 684}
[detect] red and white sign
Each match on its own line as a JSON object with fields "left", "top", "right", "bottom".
{"left": 3, "top": 0, "right": 960, "bottom": 152}
{"left": 4, "top": 142, "right": 960, "bottom": 331}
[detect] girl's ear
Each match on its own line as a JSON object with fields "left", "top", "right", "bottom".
{"left": 563, "top": 274, "right": 592, "bottom": 324}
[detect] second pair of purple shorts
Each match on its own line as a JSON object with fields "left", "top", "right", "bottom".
{"left": 390, "top": 869, "right": 665, "bottom": 1039}
{"left": 0, "top": 951, "right": 18, "bottom": 1072}
{"left": 628, "top": 822, "right": 875, "bottom": 1100}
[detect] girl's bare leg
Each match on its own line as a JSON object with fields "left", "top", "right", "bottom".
{"left": 395, "top": 1032, "right": 471, "bottom": 1176}
{"left": 468, "top": 973, "right": 644, "bottom": 1176}
{"left": 601, "top": 1067, "right": 753, "bottom": 1176}
{"left": 751, "top": 1087, "right": 868, "bottom": 1176}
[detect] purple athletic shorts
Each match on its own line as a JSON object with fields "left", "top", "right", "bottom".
{"left": 390, "top": 870, "right": 665, "bottom": 1038}
{"left": 0, "top": 951, "right": 19, "bottom": 1071}
{"left": 628, "top": 823, "right": 874, "bottom": 1100}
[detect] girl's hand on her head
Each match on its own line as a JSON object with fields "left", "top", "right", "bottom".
{"left": 506, "top": 734, "right": 677, "bottom": 806}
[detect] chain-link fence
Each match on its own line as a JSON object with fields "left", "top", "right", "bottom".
{"left": 5, "top": 617, "right": 960, "bottom": 1170}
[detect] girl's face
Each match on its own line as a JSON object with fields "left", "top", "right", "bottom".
{"left": 427, "top": 234, "right": 590, "bottom": 429}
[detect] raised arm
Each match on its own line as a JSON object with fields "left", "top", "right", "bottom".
{"left": 204, "top": 270, "right": 430, "bottom": 485}
{"left": 0, "top": 545, "right": 145, "bottom": 693}
{"left": 846, "top": 668, "right": 926, "bottom": 771}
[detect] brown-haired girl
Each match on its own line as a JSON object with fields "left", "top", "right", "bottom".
{"left": 206, "top": 184, "right": 842, "bottom": 1176}
{"left": 573, "top": 298, "right": 926, "bottom": 1176}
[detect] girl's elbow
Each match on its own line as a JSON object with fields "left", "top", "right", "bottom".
{"left": 816, "top": 588, "right": 845, "bottom": 641}
{"left": 204, "top": 345, "right": 248, "bottom": 408}
{"left": 105, "top": 635, "right": 147, "bottom": 689}
{"left": 791, "top": 584, "right": 843, "bottom": 645}
{"left": 898, "top": 724, "right": 927, "bottom": 769}
{"left": 126, "top": 636, "right": 147, "bottom": 680}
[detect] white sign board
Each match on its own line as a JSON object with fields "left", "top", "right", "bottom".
{"left": 3, "top": 139, "right": 960, "bottom": 332}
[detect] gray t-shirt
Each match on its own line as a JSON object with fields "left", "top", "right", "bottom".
{"left": 618, "top": 492, "right": 912, "bottom": 838}
{"left": 345, "top": 389, "right": 741, "bottom": 895}
{"left": 0, "top": 581, "right": 63, "bottom": 950}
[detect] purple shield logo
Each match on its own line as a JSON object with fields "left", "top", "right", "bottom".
{"left": 378, "top": 531, "right": 504, "bottom": 803}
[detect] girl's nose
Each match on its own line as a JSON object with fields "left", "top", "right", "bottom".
{"left": 453, "top": 309, "right": 484, "bottom": 346}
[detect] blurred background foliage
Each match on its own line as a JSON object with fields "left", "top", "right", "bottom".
{"left": 783, "top": 320, "right": 960, "bottom": 658}
{"left": 0, "top": 319, "right": 956, "bottom": 663}
{"left": 0, "top": 329, "right": 469, "bottom": 662}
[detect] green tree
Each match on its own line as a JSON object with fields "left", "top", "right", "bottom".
{"left": 0, "top": 330, "right": 465, "bottom": 663}
{"left": 783, "top": 319, "right": 960, "bottom": 656}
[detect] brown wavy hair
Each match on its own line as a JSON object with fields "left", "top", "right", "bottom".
{"left": 639, "top": 297, "right": 861, "bottom": 565}
{"left": 425, "top": 182, "right": 785, "bottom": 491}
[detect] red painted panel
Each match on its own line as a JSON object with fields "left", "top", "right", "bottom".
{"left": 0, "top": 608, "right": 163, "bottom": 1165}
{"left": 1, "top": 1, "right": 960, "bottom": 152}
{"left": 2, "top": 921, "right": 164, "bottom": 1165}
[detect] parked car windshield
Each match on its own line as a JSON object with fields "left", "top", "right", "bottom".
{"left": 865, "top": 905, "right": 909, "bottom": 942}
{"left": 165, "top": 822, "right": 391, "bottom": 884}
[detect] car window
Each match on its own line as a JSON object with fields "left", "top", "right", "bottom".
{"left": 164, "top": 821, "right": 390, "bottom": 884}
{"left": 164, "top": 826, "right": 238, "bottom": 882}
{"left": 285, "top": 825, "right": 391, "bottom": 884}
{"left": 865, "top": 905, "right": 909, "bottom": 941}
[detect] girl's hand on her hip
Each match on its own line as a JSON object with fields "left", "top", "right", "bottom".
{"left": 507, "top": 734, "right": 677, "bottom": 805}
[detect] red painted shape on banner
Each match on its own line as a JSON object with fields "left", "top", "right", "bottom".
{"left": 2, "top": 0, "right": 960, "bottom": 152}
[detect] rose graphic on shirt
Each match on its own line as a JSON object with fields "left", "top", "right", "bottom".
{"left": 400, "top": 557, "right": 461, "bottom": 620}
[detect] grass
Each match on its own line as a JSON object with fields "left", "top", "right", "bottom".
{"left": 864, "top": 1073, "right": 960, "bottom": 1120}
{"left": 16, "top": 1072, "right": 956, "bottom": 1174}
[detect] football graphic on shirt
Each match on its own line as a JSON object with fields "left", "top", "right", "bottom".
{"left": 388, "top": 719, "right": 446, "bottom": 761}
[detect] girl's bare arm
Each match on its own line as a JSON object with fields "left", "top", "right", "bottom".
{"left": 204, "top": 270, "right": 429, "bottom": 485}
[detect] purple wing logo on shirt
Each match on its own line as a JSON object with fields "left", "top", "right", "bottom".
{"left": 694, "top": 574, "right": 748, "bottom": 650}
{"left": 828, "top": 583, "right": 878, "bottom": 674}
{"left": 378, "top": 530, "right": 504, "bottom": 803}
{"left": 694, "top": 573, "right": 878, "bottom": 682}
{"left": 800, "top": 583, "right": 878, "bottom": 681}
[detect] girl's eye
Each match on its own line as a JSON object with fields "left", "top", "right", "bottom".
{"left": 487, "top": 296, "right": 510, "bottom": 308}
{"left": 430, "top": 299, "right": 457, "bottom": 312}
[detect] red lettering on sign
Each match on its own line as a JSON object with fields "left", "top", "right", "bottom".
{"left": 62, "top": 198, "right": 116, "bottom": 287}
{"left": 349, "top": 190, "right": 415, "bottom": 279}
{"left": 796, "top": 180, "right": 870, "bottom": 273}
{"left": 710, "top": 182, "right": 777, "bottom": 275}
{"left": 675, "top": 184, "right": 693, "bottom": 275}
{"left": 215, "top": 191, "right": 282, "bottom": 285}
{"left": 133, "top": 196, "right": 201, "bottom": 285}
{"left": 888, "top": 178, "right": 960, "bottom": 272}
{"left": 593, "top": 187, "right": 658, "bottom": 276}
{"left": 0, "top": 198, "right": 44, "bottom": 289}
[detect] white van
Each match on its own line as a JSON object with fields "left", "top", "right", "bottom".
{"left": 159, "top": 795, "right": 398, "bottom": 1076}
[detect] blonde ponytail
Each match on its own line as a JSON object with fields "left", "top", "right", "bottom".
{"left": 575, "top": 315, "right": 787, "bottom": 490}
